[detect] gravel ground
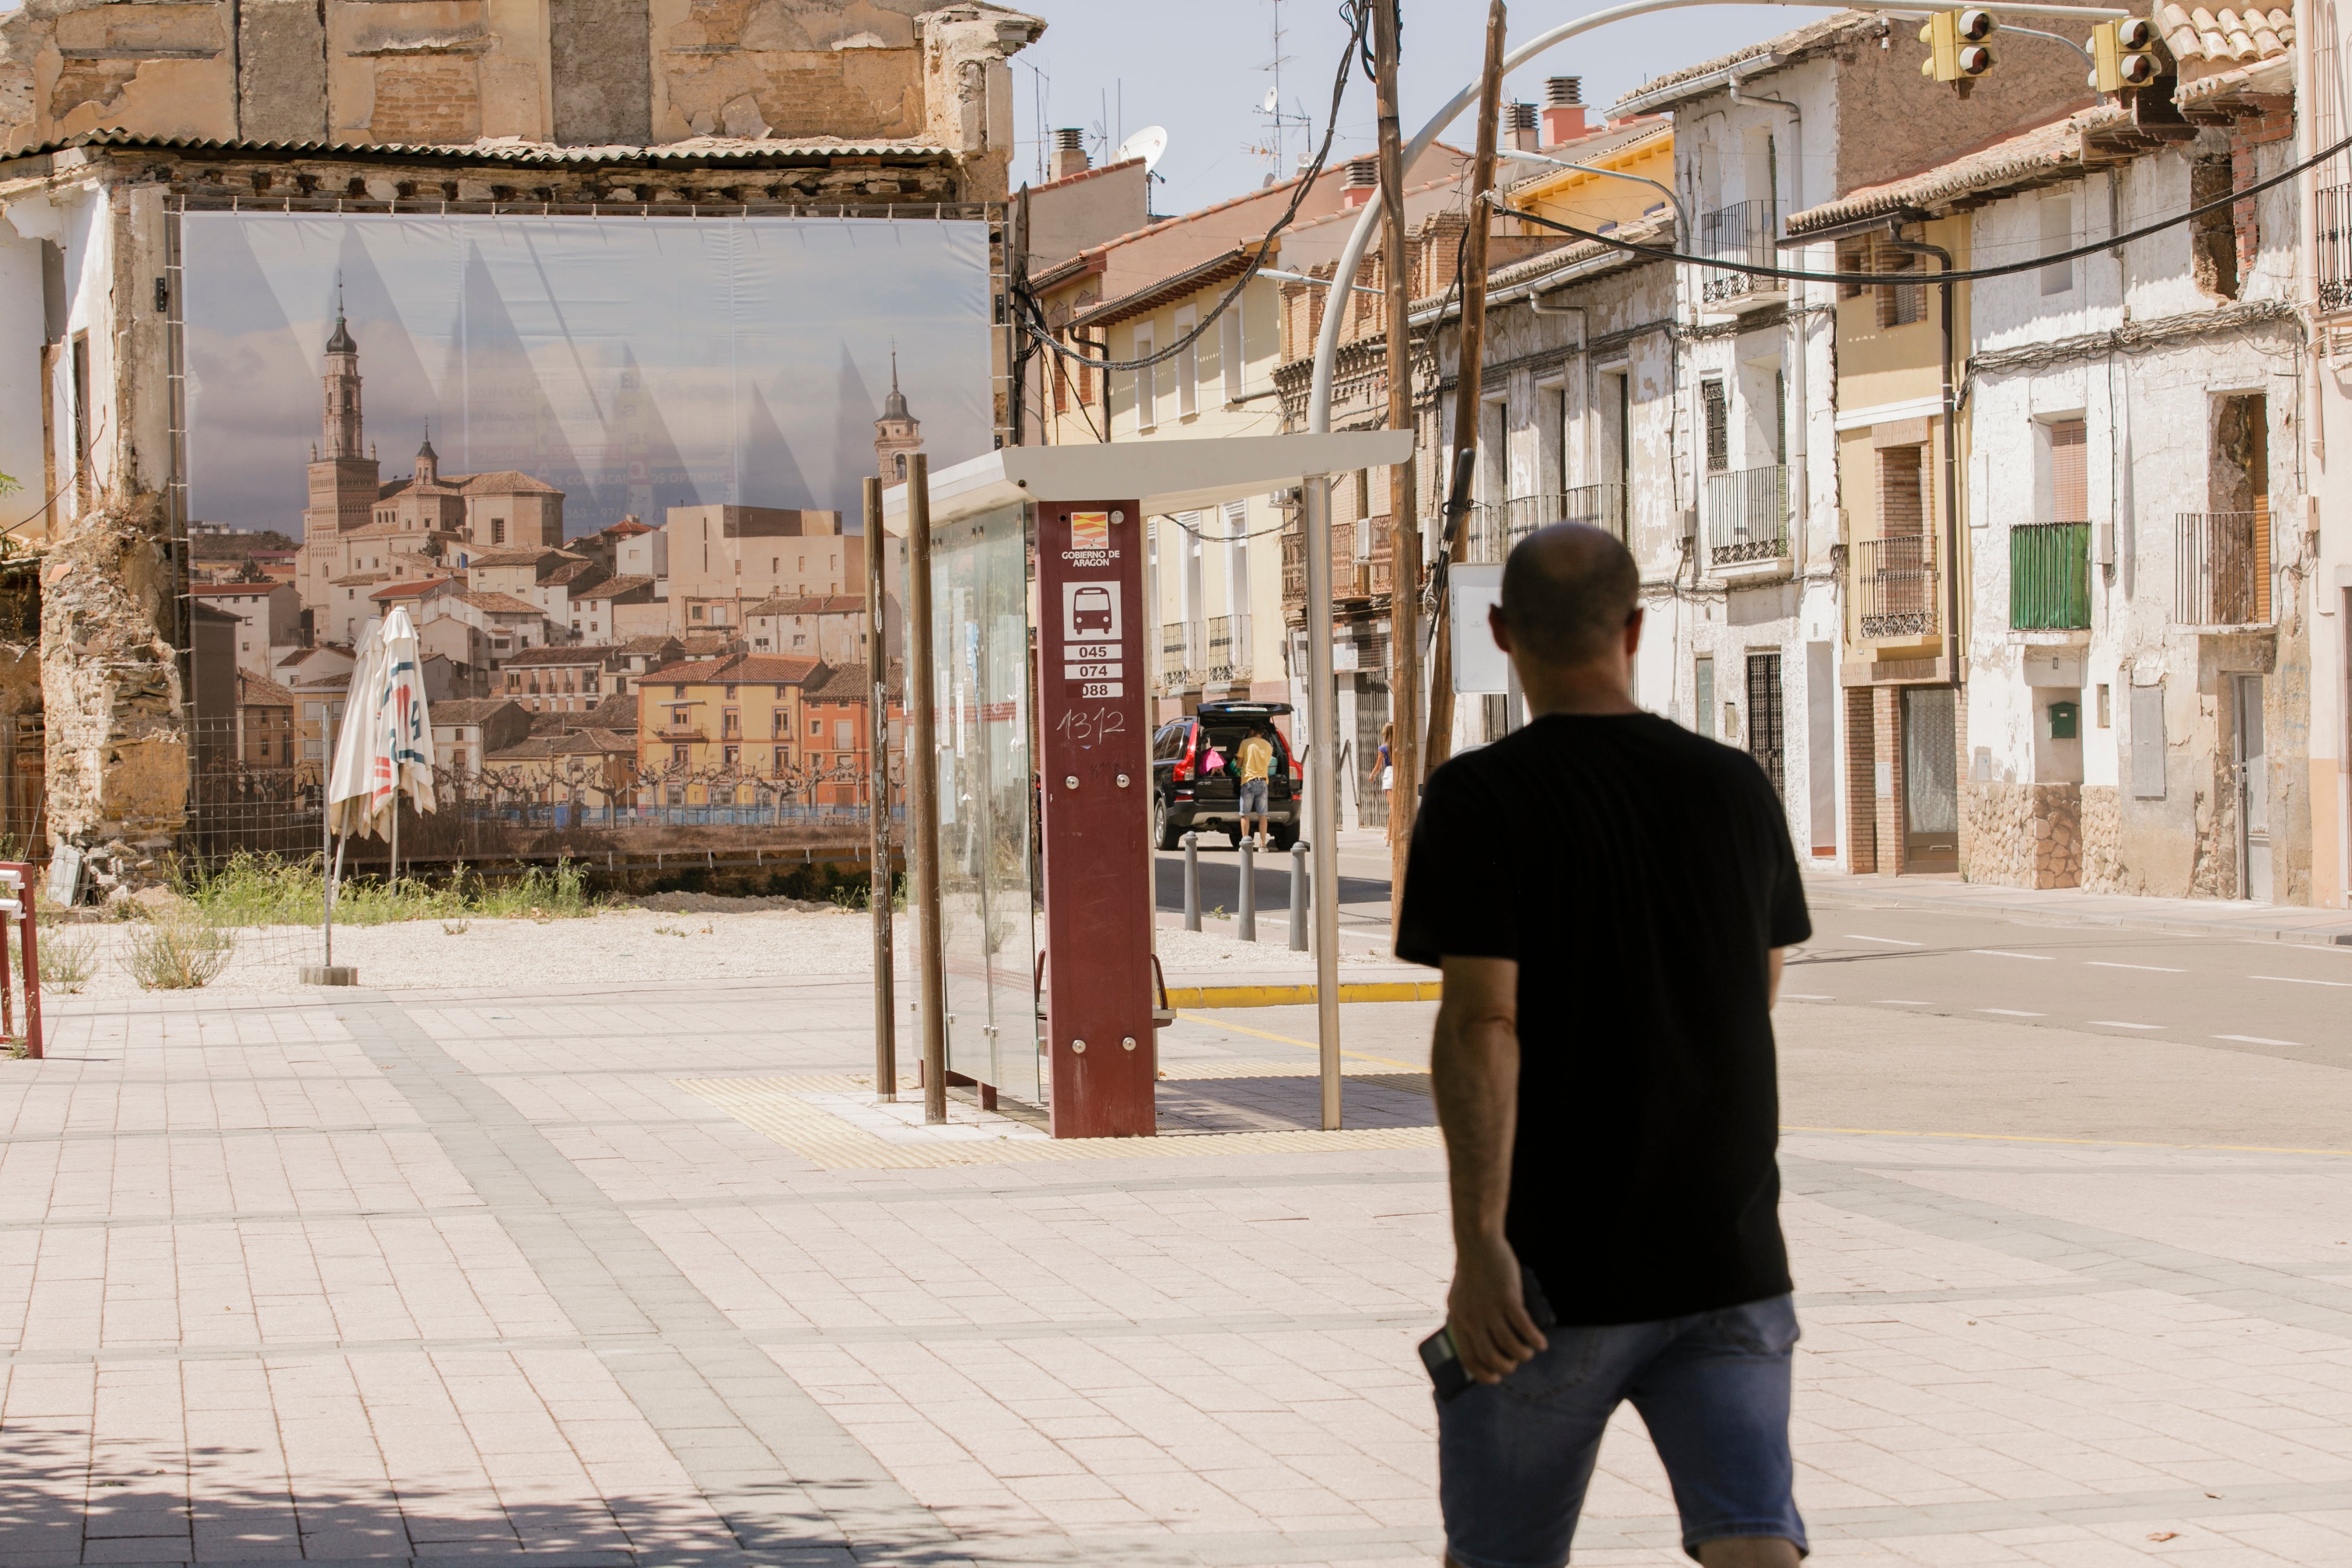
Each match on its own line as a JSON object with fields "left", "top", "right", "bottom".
{"left": 31, "top": 904, "right": 1394, "bottom": 1000}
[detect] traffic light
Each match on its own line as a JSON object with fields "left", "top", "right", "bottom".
{"left": 1920, "top": 8, "right": 1998, "bottom": 85}
{"left": 2089, "top": 17, "right": 2161, "bottom": 92}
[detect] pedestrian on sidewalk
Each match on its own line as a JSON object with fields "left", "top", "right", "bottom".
{"left": 1375, "top": 721, "right": 1396, "bottom": 844}
{"left": 1397, "top": 522, "right": 1812, "bottom": 1568}
{"left": 1236, "top": 723, "right": 1276, "bottom": 850}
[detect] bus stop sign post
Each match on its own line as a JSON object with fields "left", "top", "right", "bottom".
{"left": 1035, "top": 500, "right": 1157, "bottom": 1138}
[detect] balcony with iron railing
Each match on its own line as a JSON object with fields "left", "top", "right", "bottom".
{"left": 1464, "top": 484, "right": 1629, "bottom": 562}
{"left": 1700, "top": 200, "right": 1782, "bottom": 308}
{"left": 2174, "top": 508, "right": 2272, "bottom": 628}
{"left": 1160, "top": 621, "right": 1200, "bottom": 687}
{"left": 2320, "top": 184, "right": 2352, "bottom": 313}
{"left": 1207, "top": 613, "right": 1251, "bottom": 677}
{"left": 1853, "top": 534, "right": 1938, "bottom": 641}
{"left": 2010, "top": 521, "right": 2092, "bottom": 631}
{"left": 1705, "top": 463, "right": 1791, "bottom": 569}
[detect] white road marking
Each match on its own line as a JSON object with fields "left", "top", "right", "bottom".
{"left": 2085, "top": 962, "right": 2187, "bottom": 973}
{"left": 1973, "top": 950, "right": 2054, "bottom": 961}
{"left": 1877, "top": 999, "right": 1935, "bottom": 1005}
{"left": 1783, "top": 993, "right": 1836, "bottom": 1001}
{"left": 1981, "top": 1008, "right": 2044, "bottom": 1017}
{"left": 1848, "top": 935, "right": 1925, "bottom": 947}
{"left": 2250, "top": 974, "right": 2352, "bottom": 987}
{"left": 2090, "top": 1020, "right": 2164, "bottom": 1030}
{"left": 2217, "top": 1034, "right": 2301, "bottom": 1047}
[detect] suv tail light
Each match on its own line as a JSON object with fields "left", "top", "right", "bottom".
{"left": 1172, "top": 728, "right": 1195, "bottom": 782}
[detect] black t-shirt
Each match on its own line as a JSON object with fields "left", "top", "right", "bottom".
{"left": 1395, "top": 712, "right": 1811, "bottom": 1326}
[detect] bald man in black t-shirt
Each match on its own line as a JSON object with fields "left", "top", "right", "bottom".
{"left": 1398, "top": 524, "right": 1811, "bottom": 1568}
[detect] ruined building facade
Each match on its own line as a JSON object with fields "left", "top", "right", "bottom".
{"left": 0, "top": 0, "right": 1037, "bottom": 896}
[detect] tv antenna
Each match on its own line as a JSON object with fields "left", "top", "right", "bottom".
{"left": 1248, "top": 0, "right": 1313, "bottom": 185}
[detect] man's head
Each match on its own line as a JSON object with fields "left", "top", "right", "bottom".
{"left": 1489, "top": 523, "right": 1644, "bottom": 715}
{"left": 1498, "top": 523, "right": 1639, "bottom": 666}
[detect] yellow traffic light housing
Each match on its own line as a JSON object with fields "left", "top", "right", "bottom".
{"left": 2089, "top": 16, "right": 2161, "bottom": 92}
{"left": 1920, "top": 9, "right": 1998, "bottom": 87}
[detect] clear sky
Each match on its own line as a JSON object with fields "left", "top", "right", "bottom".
{"left": 1009, "top": 0, "right": 1804, "bottom": 214}
{"left": 181, "top": 214, "right": 993, "bottom": 541}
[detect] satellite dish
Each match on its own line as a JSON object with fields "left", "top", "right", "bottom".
{"left": 1114, "top": 125, "right": 1169, "bottom": 173}
{"left": 1263, "top": 88, "right": 1279, "bottom": 112}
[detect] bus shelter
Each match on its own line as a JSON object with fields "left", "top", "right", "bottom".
{"left": 883, "top": 431, "right": 1411, "bottom": 1137}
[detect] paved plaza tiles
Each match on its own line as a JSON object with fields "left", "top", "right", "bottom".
{"left": 3, "top": 976, "right": 2351, "bottom": 1565}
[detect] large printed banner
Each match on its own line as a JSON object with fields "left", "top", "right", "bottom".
{"left": 182, "top": 213, "right": 992, "bottom": 538}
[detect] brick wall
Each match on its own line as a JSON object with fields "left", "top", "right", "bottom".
{"left": 2230, "top": 108, "right": 2295, "bottom": 287}
{"left": 1873, "top": 685, "right": 1905, "bottom": 875}
{"left": 370, "top": 58, "right": 483, "bottom": 146}
{"left": 1846, "top": 685, "right": 1877, "bottom": 874}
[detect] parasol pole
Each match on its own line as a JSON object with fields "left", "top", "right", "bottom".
{"left": 322, "top": 704, "right": 337, "bottom": 969}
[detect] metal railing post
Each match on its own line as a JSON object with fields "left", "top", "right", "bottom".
{"left": 1182, "top": 830, "right": 1201, "bottom": 931}
{"left": 1237, "top": 837, "right": 1255, "bottom": 941}
{"left": 1289, "top": 840, "right": 1309, "bottom": 952}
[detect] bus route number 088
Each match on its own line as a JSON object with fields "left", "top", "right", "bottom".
{"left": 1078, "top": 681, "right": 1124, "bottom": 699}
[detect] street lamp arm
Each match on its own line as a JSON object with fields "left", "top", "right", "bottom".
{"left": 1305, "top": 0, "right": 2132, "bottom": 432}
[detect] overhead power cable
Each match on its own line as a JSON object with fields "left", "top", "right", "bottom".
{"left": 1013, "top": 0, "right": 1373, "bottom": 374}
{"left": 1494, "top": 127, "right": 2352, "bottom": 287}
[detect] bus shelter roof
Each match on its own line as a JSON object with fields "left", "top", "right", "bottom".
{"left": 878, "top": 431, "right": 1414, "bottom": 533}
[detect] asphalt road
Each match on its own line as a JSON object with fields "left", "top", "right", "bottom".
{"left": 1160, "top": 893, "right": 2352, "bottom": 1147}
{"left": 1790, "top": 900, "right": 2352, "bottom": 1073}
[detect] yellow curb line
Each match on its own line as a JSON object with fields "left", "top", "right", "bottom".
{"left": 1162, "top": 980, "right": 1442, "bottom": 1008}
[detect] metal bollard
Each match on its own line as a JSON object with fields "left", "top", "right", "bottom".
{"left": 1182, "top": 831, "right": 1201, "bottom": 931}
{"left": 1289, "top": 839, "right": 1310, "bottom": 952}
{"left": 1237, "top": 836, "right": 1256, "bottom": 942}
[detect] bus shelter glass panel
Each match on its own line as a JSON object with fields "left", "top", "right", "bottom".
{"left": 931, "top": 501, "right": 1040, "bottom": 1104}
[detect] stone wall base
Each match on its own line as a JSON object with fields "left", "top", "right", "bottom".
{"left": 1962, "top": 780, "right": 2083, "bottom": 889}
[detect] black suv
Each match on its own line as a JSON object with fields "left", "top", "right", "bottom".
{"left": 1148, "top": 701, "right": 1300, "bottom": 850}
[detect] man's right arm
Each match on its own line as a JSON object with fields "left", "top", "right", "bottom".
{"left": 1431, "top": 954, "right": 1548, "bottom": 1383}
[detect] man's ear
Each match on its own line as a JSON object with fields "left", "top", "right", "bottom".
{"left": 1623, "top": 606, "right": 1645, "bottom": 658}
{"left": 1488, "top": 602, "right": 1512, "bottom": 653}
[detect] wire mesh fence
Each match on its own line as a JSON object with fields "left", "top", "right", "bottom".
{"left": 178, "top": 715, "right": 898, "bottom": 877}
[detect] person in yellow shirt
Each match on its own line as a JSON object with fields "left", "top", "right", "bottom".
{"left": 1235, "top": 726, "right": 1276, "bottom": 850}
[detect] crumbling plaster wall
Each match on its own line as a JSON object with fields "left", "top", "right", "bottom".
{"left": 1959, "top": 140, "right": 2309, "bottom": 901}
{"left": 6, "top": 171, "right": 197, "bottom": 890}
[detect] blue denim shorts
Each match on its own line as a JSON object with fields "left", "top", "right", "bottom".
{"left": 1438, "top": 1293, "right": 1804, "bottom": 1567}
{"left": 1238, "top": 778, "right": 1270, "bottom": 814}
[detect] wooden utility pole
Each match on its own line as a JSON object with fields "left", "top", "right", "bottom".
{"left": 1425, "top": 0, "right": 1507, "bottom": 772}
{"left": 1372, "top": 0, "right": 1421, "bottom": 899}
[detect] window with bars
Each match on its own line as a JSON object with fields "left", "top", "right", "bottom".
{"left": 1702, "top": 381, "right": 1729, "bottom": 473}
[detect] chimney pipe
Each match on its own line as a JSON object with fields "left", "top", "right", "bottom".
{"left": 1541, "top": 77, "right": 1588, "bottom": 147}
{"left": 1506, "top": 102, "right": 1539, "bottom": 153}
{"left": 1342, "top": 154, "right": 1378, "bottom": 208}
{"left": 1051, "top": 127, "right": 1089, "bottom": 182}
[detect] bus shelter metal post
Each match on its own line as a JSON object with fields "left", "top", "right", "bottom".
{"left": 863, "top": 475, "right": 898, "bottom": 1102}
{"left": 1302, "top": 474, "right": 1342, "bottom": 1130}
{"left": 905, "top": 454, "right": 948, "bottom": 1124}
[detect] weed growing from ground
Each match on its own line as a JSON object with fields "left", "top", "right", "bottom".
{"left": 184, "top": 854, "right": 599, "bottom": 927}
{"left": 125, "top": 911, "right": 236, "bottom": 989}
{"left": 36, "top": 923, "right": 97, "bottom": 993}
